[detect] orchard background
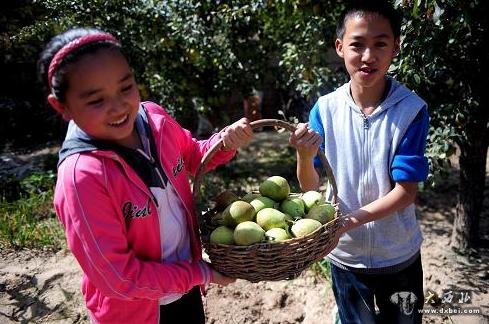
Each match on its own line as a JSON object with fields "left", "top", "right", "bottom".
{"left": 1, "top": 1, "right": 487, "bottom": 323}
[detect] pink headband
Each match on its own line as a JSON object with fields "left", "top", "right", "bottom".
{"left": 48, "top": 33, "right": 120, "bottom": 90}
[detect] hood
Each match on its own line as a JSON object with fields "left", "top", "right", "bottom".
{"left": 342, "top": 76, "right": 416, "bottom": 116}
{"left": 57, "top": 105, "right": 150, "bottom": 167}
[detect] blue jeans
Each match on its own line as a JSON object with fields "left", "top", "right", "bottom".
{"left": 330, "top": 255, "right": 424, "bottom": 324}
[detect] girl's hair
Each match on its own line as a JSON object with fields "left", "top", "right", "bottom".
{"left": 37, "top": 27, "right": 122, "bottom": 102}
{"left": 336, "top": 0, "right": 402, "bottom": 39}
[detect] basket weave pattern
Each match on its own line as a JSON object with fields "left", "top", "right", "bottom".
{"left": 193, "top": 119, "right": 341, "bottom": 282}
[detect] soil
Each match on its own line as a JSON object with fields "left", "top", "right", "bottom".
{"left": 1, "top": 132, "right": 488, "bottom": 324}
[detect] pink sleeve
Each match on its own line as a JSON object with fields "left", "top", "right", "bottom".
{"left": 54, "top": 156, "right": 206, "bottom": 301}
{"left": 164, "top": 114, "right": 236, "bottom": 176}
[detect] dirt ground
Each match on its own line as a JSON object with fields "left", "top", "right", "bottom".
{"left": 1, "top": 133, "right": 488, "bottom": 324}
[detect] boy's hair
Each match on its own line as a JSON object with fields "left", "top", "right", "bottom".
{"left": 37, "top": 28, "right": 122, "bottom": 102}
{"left": 336, "top": 0, "right": 402, "bottom": 39}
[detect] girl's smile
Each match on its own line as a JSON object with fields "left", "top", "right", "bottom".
{"left": 54, "top": 48, "right": 141, "bottom": 148}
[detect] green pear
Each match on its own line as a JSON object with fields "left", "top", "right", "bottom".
{"left": 210, "top": 226, "right": 235, "bottom": 245}
{"left": 306, "top": 203, "right": 336, "bottom": 224}
{"left": 280, "top": 197, "right": 305, "bottom": 219}
{"left": 301, "top": 190, "right": 325, "bottom": 212}
{"left": 234, "top": 221, "right": 265, "bottom": 246}
{"left": 223, "top": 200, "right": 255, "bottom": 228}
{"left": 259, "top": 176, "right": 290, "bottom": 201}
{"left": 241, "top": 192, "right": 261, "bottom": 203}
{"left": 291, "top": 218, "right": 322, "bottom": 238}
{"left": 265, "top": 228, "right": 290, "bottom": 242}
{"left": 256, "top": 208, "right": 287, "bottom": 231}
{"left": 250, "top": 196, "right": 277, "bottom": 213}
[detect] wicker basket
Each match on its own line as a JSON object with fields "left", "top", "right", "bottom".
{"left": 192, "top": 119, "right": 341, "bottom": 282}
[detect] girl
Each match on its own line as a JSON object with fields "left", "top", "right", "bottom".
{"left": 38, "top": 27, "right": 253, "bottom": 324}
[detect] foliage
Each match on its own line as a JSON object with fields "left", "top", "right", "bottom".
{"left": 2, "top": 0, "right": 345, "bottom": 150}
{"left": 393, "top": 0, "right": 488, "bottom": 187}
{"left": 0, "top": 171, "right": 65, "bottom": 249}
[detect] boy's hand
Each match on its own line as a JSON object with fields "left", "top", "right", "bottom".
{"left": 220, "top": 118, "right": 254, "bottom": 150}
{"left": 210, "top": 268, "right": 236, "bottom": 286}
{"left": 289, "top": 123, "right": 322, "bottom": 160}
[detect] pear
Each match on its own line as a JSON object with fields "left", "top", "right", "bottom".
{"left": 256, "top": 208, "right": 287, "bottom": 231}
{"left": 306, "top": 203, "right": 336, "bottom": 224}
{"left": 241, "top": 192, "right": 261, "bottom": 203}
{"left": 291, "top": 218, "right": 322, "bottom": 238}
{"left": 234, "top": 221, "right": 265, "bottom": 246}
{"left": 259, "top": 176, "right": 290, "bottom": 201}
{"left": 250, "top": 196, "right": 277, "bottom": 213}
{"left": 210, "top": 226, "right": 235, "bottom": 245}
{"left": 301, "top": 190, "right": 325, "bottom": 212}
{"left": 280, "top": 197, "right": 305, "bottom": 219}
{"left": 265, "top": 228, "right": 290, "bottom": 242}
{"left": 223, "top": 201, "right": 256, "bottom": 228}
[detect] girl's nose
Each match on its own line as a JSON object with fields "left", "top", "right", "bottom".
{"left": 110, "top": 95, "right": 127, "bottom": 113}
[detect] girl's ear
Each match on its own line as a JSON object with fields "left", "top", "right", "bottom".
{"left": 335, "top": 38, "right": 344, "bottom": 58}
{"left": 48, "top": 94, "right": 71, "bottom": 121}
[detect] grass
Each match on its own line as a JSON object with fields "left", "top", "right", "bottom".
{"left": 0, "top": 171, "right": 65, "bottom": 250}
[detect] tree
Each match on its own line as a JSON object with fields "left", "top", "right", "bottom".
{"left": 3, "top": 0, "right": 344, "bottom": 148}
{"left": 394, "top": 0, "right": 488, "bottom": 251}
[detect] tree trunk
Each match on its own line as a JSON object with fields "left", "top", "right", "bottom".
{"left": 451, "top": 138, "right": 488, "bottom": 252}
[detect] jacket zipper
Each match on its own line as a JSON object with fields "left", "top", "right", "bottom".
{"left": 112, "top": 154, "right": 159, "bottom": 208}
{"left": 360, "top": 111, "right": 373, "bottom": 267}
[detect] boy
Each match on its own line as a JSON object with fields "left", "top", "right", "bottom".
{"left": 290, "top": 1, "right": 429, "bottom": 323}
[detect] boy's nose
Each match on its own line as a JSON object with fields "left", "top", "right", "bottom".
{"left": 361, "top": 48, "right": 375, "bottom": 63}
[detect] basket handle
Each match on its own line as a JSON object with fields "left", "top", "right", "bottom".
{"left": 192, "top": 119, "right": 338, "bottom": 208}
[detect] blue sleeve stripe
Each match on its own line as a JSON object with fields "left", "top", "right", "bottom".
{"left": 308, "top": 102, "right": 324, "bottom": 168}
{"left": 390, "top": 107, "right": 430, "bottom": 181}
{"left": 391, "top": 155, "right": 429, "bottom": 182}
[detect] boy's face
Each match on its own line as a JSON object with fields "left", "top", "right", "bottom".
{"left": 50, "top": 49, "right": 141, "bottom": 147}
{"left": 335, "top": 12, "right": 399, "bottom": 90}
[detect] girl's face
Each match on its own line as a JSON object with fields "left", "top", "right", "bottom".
{"left": 335, "top": 12, "right": 399, "bottom": 90}
{"left": 52, "top": 49, "right": 141, "bottom": 148}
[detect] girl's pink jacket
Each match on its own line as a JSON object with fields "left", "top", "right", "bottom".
{"left": 54, "top": 102, "right": 235, "bottom": 323}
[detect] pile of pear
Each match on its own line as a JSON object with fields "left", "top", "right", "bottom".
{"left": 208, "top": 176, "right": 336, "bottom": 246}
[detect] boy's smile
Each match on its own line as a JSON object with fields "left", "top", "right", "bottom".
{"left": 335, "top": 12, "right": 399, "bottom": 108}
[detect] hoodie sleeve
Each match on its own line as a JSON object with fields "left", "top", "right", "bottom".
{"left": 164, "top": 114, "right": 237, "bottom": 176}
{"left": 391, "top": 107, "right": 430, "bottom": 182}
{"left": 54, "top": 154, "right": 209, "bottom": 301}
{"left": 308, "top": 102, "right": 326, "bottom": 169}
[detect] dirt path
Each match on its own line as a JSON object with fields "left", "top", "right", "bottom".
{"left": 1, "top": 208, "right": 487, "bottom": 324}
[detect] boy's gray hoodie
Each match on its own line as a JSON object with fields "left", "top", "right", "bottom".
{"left": 316, "top": 77, "right": 427, "bottom": 272}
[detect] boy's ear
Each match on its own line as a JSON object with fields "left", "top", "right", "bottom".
{"left": 48, "top": 94, "right": 71, "bottom": 121}
{"left": 335, "top": 38, "right": 344, "bottom": 58}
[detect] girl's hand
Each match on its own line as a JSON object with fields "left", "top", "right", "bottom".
{"left": 289, "top": 123, "right": 322, "bottom": 160}
{"left": 220, "top": 118, "right": 254, "bottom": 150}
{"left": 210, "top": 268, "right": 236, "bottom": 286}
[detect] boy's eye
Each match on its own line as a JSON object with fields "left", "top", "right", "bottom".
{"left": 121, "top": 84, "right": 133, "bottom": 92}
{"left": 376, "top": 42, "right": 388, "bottom": 47}
{"left": 350, "top": 42, "right": 363, "bottom": 48}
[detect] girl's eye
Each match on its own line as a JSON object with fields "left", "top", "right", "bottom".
{"left": 87, "top": 98, "right": 104, "bottom": 106}
{"left": 376, "top": 42, "right": 388, "bottom": 47}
